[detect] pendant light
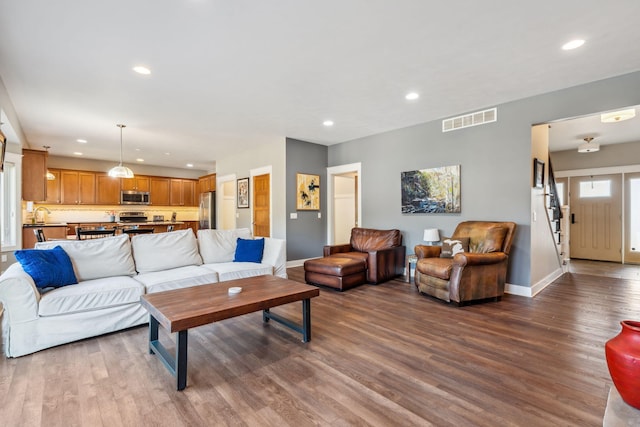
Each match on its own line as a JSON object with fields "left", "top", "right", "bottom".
{"left": 578, "top": 136, "right": 600, "bottom": 153}
{"left": 108, "top": 124, "right": 134, "bottom": 178}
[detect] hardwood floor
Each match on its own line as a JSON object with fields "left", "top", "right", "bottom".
{"left": 1, "top": 267, "right": 638, "bottom": 426}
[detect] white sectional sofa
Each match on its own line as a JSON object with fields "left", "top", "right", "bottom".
{"left": 0, "top": 228, "right": 286, "bottom": 357}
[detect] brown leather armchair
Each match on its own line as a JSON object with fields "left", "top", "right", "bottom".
{"left": 324, "top": 227, "right": 406, "bottom": 284}
{"left": 305, "top": 228, "right": 405, "bottom": 290}
{"left": 414, "top": 221, "right": 516, "bottom": 305}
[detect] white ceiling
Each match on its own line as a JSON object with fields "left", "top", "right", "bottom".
{"left": 1, "top": 1, "right": 640, "bottom": 170}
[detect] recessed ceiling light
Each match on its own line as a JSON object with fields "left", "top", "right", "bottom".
{"left": 135, "top": 148, "right": 141, "bottom": 151}
{"left": 133, "top": 65, "right": 151, "bottom": 75}
{"left": 76, "top": 139, "right": 87, "bottom": 143}
{"left": 562, "top": 39, "right": 585, "bottom": 50}
{"left": 323, "top": 120, "right": 334, "bottom": 127}
{"left": 405, "top": 92, "right": 420, "bottom": 100}
{"left": 186, "top": 163, "right": 194, "bottom": 168}
{"left": 136, "top": 158, "right": 144, "bottom": 162}
{"left": 165, "top": 152, "right": 171, "bottom": 156}
{"left": 73, "top": 152, "right": 83, "bottom": 156}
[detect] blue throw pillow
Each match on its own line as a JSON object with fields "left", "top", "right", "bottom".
{"left": 233, "top": 238, "right": 265, "bottom": 263}
{"left": 14, "top": 246, "right": 78, "bottom": 289}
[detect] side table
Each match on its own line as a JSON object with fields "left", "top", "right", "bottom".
{"left": 405, "top": 254, "right": 418, "bottom": 283}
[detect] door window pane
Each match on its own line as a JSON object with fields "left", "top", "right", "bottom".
{"left": 579, "top": 180, "right": 611, "bottom": 198}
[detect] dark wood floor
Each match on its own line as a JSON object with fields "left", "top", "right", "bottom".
{"left": 1, "top": 267, "right": 638, "bottom": 426}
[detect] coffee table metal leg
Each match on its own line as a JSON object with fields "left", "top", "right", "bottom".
{"left": 302, "top": 298, "right": 311, "bottom": 343}
{"left": 261, "top": 299, "right": 312, "bottom": 342}
{"left": 149, "top": 315, "right": 159, "bottom": 354}
{"left": 176, "top": 330, "right": 188, "bottom": 391}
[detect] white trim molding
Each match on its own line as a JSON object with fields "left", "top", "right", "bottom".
{"left": 506, "top": 267, "right": 564, "bottom": 297}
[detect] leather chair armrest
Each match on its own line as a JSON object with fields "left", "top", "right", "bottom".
{"left": 367, "top": 246, "right": 406, "bottom": 283}
{"left": 452, "top": 252, "right": 507, "bottom": 267}
{"left": 323, "top": 243, "right": 353, "bottom": 257}
{"left": 415, "top": 244, "right": 441, "bottom": 259}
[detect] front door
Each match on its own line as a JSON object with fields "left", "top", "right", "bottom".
{"left": 569, "top": 174, "right": 622, "bottom": 262}
{"left": 253, "top": 173, "right": 270, "bottom": 237}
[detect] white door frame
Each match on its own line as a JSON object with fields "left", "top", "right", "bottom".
{"left": 327, "top": 162, "right": 362, "bottom": 245}
{"left": 250, "top": 165, "right": 272, "bottom": 236}
{"left": 216, "top": 173, "right": 236, "bottom": 230}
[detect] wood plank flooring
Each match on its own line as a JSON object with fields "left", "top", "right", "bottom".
{"left": 1, "top": 267, "right": 638, "bottom": 426}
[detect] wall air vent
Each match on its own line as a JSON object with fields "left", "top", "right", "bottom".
{"left": 442, "top": 108, "right": 497, "bottom": 132}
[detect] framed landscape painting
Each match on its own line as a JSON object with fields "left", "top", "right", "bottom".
{"left": 296, "top": 173, "right": 320, "bottom": 210}
{"left": 401, "top": 165, "right": 461, "bottom": 214}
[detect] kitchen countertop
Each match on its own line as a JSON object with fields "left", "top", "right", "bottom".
{"left": 23, "top": 223, "right": 68, "bottom": 228}
{"left": 23, "top": 221, "right": 189, "bottom": 228}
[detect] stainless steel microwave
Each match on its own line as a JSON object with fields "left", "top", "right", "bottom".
{"left": 121, "top": 190, "right": 150, "bottom": 205}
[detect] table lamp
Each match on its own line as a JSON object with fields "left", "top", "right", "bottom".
{"left": 423, "top": 228, "right": 440, "bottom": 245}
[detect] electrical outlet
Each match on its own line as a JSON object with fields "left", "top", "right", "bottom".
{"left": 318, "top": 212, "right": 322, "bottom": 219}
{"left": 290, "top": 213, "right": 298, "bottom": 219}
{"left": 1, "top": 255, "right": 7, "bottom": 262}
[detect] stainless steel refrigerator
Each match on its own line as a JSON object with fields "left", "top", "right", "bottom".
{"left": 199, "top": 191, "right": 216, "bottom": 229}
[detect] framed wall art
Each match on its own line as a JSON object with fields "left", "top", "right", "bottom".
{"left": 237, "top": 177, "right": 249, "bottom": 208}
{"left": 296, "top": 173, "right": 320, "bottom": 210}
{"left": 533, "top": 158, "right": 545, "bottom": 189}
{"left": 401, "top": 164, "right": 461, "bottom": 214}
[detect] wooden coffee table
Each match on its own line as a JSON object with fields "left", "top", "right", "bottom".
{"left": 140, "top": 275, "right": 320, "bottom": 390}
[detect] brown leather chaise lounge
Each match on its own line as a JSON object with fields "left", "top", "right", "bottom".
{"left": 414, "top": 221, "right": 516, "bottom": 306}
{"left": 304, "top": 227, "right": 406, "bottom": 291}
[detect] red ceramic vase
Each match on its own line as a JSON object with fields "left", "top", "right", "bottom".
{"left": 605, "top": 320, "right": 640, "bottom": 409}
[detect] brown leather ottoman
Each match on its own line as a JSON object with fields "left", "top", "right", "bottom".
{"left": 304, "top": 256, "right": 367, "bottom": 291}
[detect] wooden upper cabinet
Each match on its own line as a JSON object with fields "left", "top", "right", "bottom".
{"left": 171, "top": 179, "right": 197, "bottom": 206}
{"left": 149, "top": 177, "right": 170, "bottom": 205}
{"left": 22, "top": 149, "right": 48, "bottom": 201}
{"left": 198, "top": 173, "right": 216, "bottom": 194}
{"left": 96, "top": 174, "right": 121, "bottom": 205}
{"left": 121, "top": 176, "right": 150, "bottom": 192}
{"left": 46, "top": 169, "right": 61, "bottom": 204}
{"left": 61, "top": 170, "right": 96, "bottom": 204}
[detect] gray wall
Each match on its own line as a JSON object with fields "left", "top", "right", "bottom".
{"left": 285, "top": 138, "right": 327, "bottom": 260}
{"left": 328, "top": 71, "right": 640, "bottom": 287}
{"left": 551, "top": 140, "right": 640, "bottom": 171}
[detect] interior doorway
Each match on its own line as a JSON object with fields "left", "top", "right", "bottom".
{"left": 327, "top": 163, "right": 361, "bottom": 245}
{"left": 569, "top": 173, "right": 623, "bottom": 262}
{"left": 219, "top": 178, "right": 236, "bottom": 230}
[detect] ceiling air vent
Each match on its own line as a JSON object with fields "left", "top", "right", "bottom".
{"left": 442, "top": 108, "right": 497, "bottom": 132}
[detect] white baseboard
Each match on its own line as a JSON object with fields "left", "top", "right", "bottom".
{"left": 505, "top": 267, "right": 564, "bottom": 298}
{"left": 286, "top": 258, "right": 315, "bottom": 268}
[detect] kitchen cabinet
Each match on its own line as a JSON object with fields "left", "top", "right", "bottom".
{"left": 22, "top": 226, "right": 68, "bottom": 249}
{"left": 96, "top": 174, "right": 121, "bottom": 205}
{"left": 61, "top": 170, "right": 96, "bottom": 204}
{"left": 46, "top": 169, "right": 61, "bottom": 204}
{"left": 170, "top": 179, "right": 197, "bottom": 206}
{"left": 149, "top": 177, "right": 170, "bottom": 205}
{"left": 121, "top": 176, "right": 150, "bottom": 192}
{"left": 198, "top": 173, "right": 216, "bottom": 194}
{"left": 22, "top": 149, "right": 48, "bottom": 201}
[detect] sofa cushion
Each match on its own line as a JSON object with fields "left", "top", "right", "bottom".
{"left": 350, "top": 228, "right": 402, "bottom": 252}
{"left": 416, "top": 258, "right": 453, "bottom": 280}
{"left": 36, "top": 234, "right": 136, "bottom": 281}
{"left": 134, "top": 265, "right": 219, "bottom": 294}
{"left": 197, "top": 228, "right": 252, "bottom": 263}
{"left": 201, "top": 262, "right": 273, "bottom": 282}
{"left": 234, "top": 238, "right": 265, "bottom": 263}
{"left": 15, "top": 246, "right": 78, "bottom": 289}
{"left": 440, "top": 237, "right": 469, "bottom": 258}
{"left": 38, "top": 276, "right": 144, "bottom": 317}
{"left": 131, "top": 229, "right": 202, "bottom": 273}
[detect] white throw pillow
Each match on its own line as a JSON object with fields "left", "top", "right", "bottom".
{"left": 35, "top": 234, "right": 136, "bottom": 281}
{"left": 131, "top": 229, "right": 203, "bottom": 273}
{"left": 197, "top": 228, "right": 252, "bottom": 263}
